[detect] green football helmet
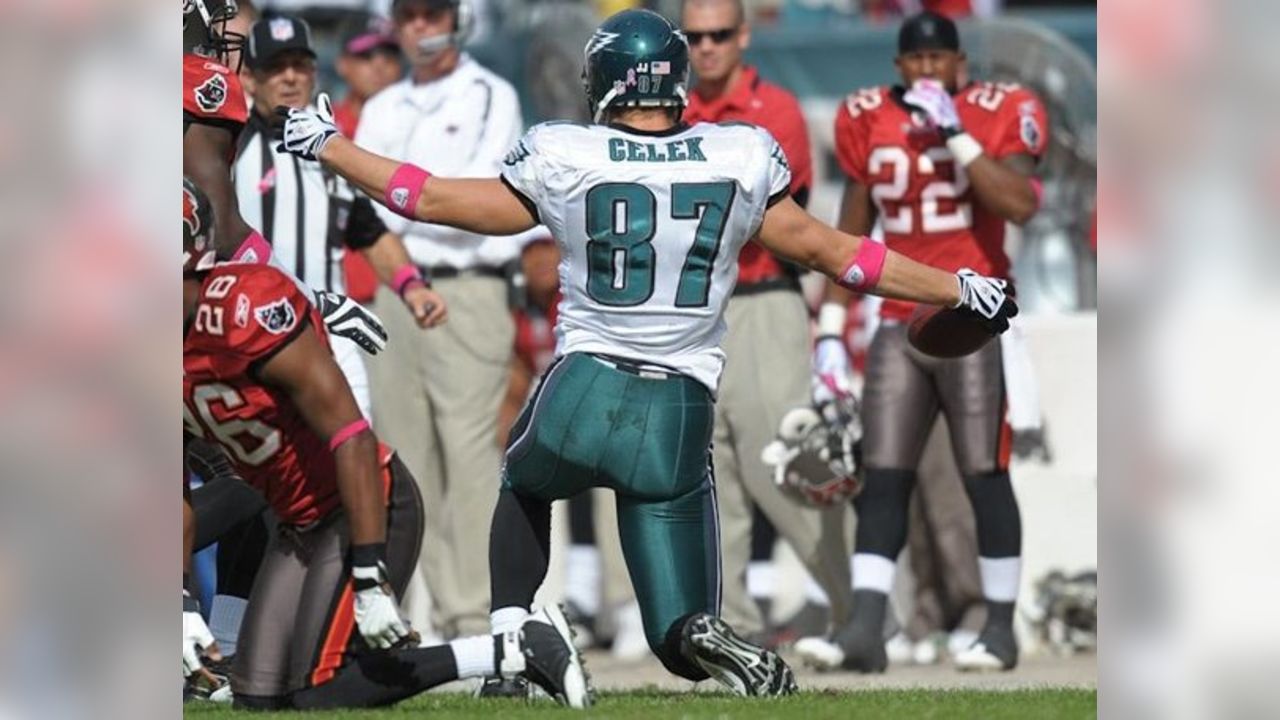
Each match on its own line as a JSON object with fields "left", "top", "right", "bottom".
{"left": 582, "top": 10, "right": 689, "bottom": 123}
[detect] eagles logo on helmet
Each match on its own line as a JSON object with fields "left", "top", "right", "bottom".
{"left": 761, "top": 395, "right": 863, "bottom": 507}
{"left": 184, "top": 177, "right": 217, "bottom": 275}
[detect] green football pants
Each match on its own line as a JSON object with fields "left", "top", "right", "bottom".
{"left": 502, "top": 352, "right": 720, "bottom": 651}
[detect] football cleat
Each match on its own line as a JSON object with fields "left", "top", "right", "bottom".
{"left": 474, "top": 674, "right": 532, "bottom": 699}
{"left": 517, "top": 605, "right": 593, "bottom": 708}
{"left": 954, "top": 624, "right": 1019, "bottom": 672}
{"left": 681, "top": 613, "right": 798, "bottom": 697}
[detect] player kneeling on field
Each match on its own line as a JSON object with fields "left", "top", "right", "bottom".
{"left": 182, "top": 177, "right": 590, "bottom": 709}
{"left": 274, "top": 9, "right": 1014, "bottom": 698}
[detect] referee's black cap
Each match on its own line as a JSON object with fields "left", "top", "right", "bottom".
{"left": 245, "top": 16, "right": 317, "bottom": 70}
{"left": 898, "top": 12, "right": 961, "bottom": 55}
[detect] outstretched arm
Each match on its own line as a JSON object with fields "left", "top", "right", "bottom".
{"left": 757, "top": 196, "right": 961, "bottom": 306}
{"left": 319, "top": 137, "right": 538, "bottom": 236}
{"left": 277, "top": 95, "right": 538, "bottom": 236}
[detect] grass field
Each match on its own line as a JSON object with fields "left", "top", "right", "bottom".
{"left": 184, "top": 688, "right": 1097, "bottom": 719}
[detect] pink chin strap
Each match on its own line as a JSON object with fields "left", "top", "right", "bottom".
{"left": 230, "top": 230, "right": 271, "bottom": 264}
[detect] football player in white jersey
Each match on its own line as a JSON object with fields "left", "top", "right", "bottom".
{"left": 276, "top": 8, "right": 1015, "bottom": 696}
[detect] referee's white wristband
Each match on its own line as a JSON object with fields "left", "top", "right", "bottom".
{"left": 946, "top": 132, "right": 984, "bottom": 167}
{"left": 817, "top": 302, "right": 848, "bottom": 338}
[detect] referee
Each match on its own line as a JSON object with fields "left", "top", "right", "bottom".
{"left": 233, "top": 15, "right": 446, "bottom": 419}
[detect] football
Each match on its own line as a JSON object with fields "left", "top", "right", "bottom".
{"left": 907, "top": 304, "right": 996, "bottom": 358}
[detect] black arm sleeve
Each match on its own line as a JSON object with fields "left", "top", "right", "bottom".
{"left": 344, "top": 196, "right": 389, "bottom": 251}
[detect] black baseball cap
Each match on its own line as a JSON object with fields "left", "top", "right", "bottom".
{"left": 245, "top": 16, "right": 317, "bottom": 70}
{"left": 898, "top": 12, "right": 961, "bottom": 55}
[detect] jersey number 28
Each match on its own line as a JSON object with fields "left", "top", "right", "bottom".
{"left": 584, "top": 181, "right": 736, "bottom": 308}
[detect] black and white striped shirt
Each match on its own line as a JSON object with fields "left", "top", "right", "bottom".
{"left": 234, "top": 111, "right": 387, "bottom": 293}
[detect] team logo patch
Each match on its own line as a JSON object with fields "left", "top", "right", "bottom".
{"left": 235, "top": 293, "right": 250, "bottom": 328}
{"left": 770, "top": 143, "right": 790, "bottom": 170}
{"left": 183, "top": 186, "right": 201, "bottom": 237}
{"left": 194, "top": 73, "right": 228, "bottom": 113}
{"left": 254, "top": 298, "right": 298, "bottom": 335}
{"left": 390, "top": 187, "right": 410, "bottom": 210}
{"left": 1020, "top": 114, "right": 1043, "bottom": 153}
{"left": 269, "top": 18, "right": 296, "bottom": 41}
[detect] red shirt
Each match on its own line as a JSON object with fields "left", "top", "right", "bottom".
{"left": 834, "top": 81, "right": 1048, "bottom": 321}
{"left": 513, "top": 294, "right": 561, "bottom": 376}
{"left": 183, "top": 264, "right": 341, "bottom": 526}
{"left": 183, "top": 54, "right": 248, "bottom": 151}
{"left": 684, "top": 65, "right": 813, "bottom": 285}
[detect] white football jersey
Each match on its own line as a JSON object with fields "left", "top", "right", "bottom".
{"left": 501, "top": 121, "right": 791, "bottom": 393}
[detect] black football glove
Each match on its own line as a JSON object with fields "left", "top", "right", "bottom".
{"left": 314, "top": 290, "right": 388, "bottom": 355}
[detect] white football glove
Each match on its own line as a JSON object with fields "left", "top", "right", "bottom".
{"left": 183, "top": 590, "right": 219, "bottom": 678}
{"left": 352, "top": 563, "right": 411, "bottom": 650}
{"left": 275, "top": 93, "right": 339, "bottom": 162}
{"left": 954, "top": 268, "right": 1018, "bottom": 333}
{"left": 903, "top": 79, "right": 962, "bottom": 134}
{"left": 314, "top": 290, "right": 388, "bottom": 355}
{"left": 812, "top": 336, "right": 854, "bottom": 404}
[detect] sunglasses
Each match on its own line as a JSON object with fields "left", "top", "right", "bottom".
{"left": 683, "top": 27, "right": 738, "bottom": 46}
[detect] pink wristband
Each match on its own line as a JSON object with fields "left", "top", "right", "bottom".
{"left": 391, "top": 265, "right": 425, "bottom": 296}
{"left": 231, "top": 230, "right": 271, "bottom": 264}
{"left": 329, "top": 418, "right": 370, "bottom": 452}
{"left": 384, "top": 164, "right": 431, "bottom": 220}
{"left": 837, "top": 237, "right": 888, "bottom": 291}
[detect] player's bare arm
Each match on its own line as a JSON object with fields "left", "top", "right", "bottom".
{"left": 820, "top": 179, "right": 878, "bottom": 309}
{"left": 319, "top": 135, "right": 537, "bottom": 235}
{"left": 256, "top": 323, "right": 385, "bottom": 548}
{"left": 276, "top": 93, "right": 537, "bottom": 236}
{"left": 963, "top": 152, "right": 1039, "bottom": 224}
{"left": 758, "top": 195, "right": 962, "bottom": 307}
{"left": 361, "top": 232, "right": 448, "bottom": 328}
{"left": 184, "top": 123, "right": 255, "bottom": 259}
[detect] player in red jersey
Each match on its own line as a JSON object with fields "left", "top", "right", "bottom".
{"left": 181, "top": 178, "right": 591, "bottom": 709}
{"left": 797, "top": 12, "right": 1046, "bottom": 674}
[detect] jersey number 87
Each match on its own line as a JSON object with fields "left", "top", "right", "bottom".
{"left": 585, "top": 181, "right": 736, "bottom": 308}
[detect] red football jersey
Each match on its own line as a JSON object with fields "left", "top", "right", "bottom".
{"left": 183, "top": 264, "right": 340, "bottom": 526}
{"left": 514, "top": 295, "right": 561, "bottom": 376}
{"left": 834, "top": 81, "right": 1048, "bottom": 320}
{"left": 183, "top": 54, "right": 248, "bottom": 137}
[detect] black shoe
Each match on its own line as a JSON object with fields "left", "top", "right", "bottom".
{"left": 681, "top": 613, "right": 798, "bottom": 697}
{"left": 184, "top": 655, "right": 232, "bottom": 703}
{"left": 830, "top": 617, "right": 889, "bottom": 673}
{"left": 475, "top": 674, "right": 532, "bottom": 698}
{"left": 954, "top": 622, "right": 1019, "bottom": 671}
{"left": 518, "top": 605, "right": 593, "bottom": 708}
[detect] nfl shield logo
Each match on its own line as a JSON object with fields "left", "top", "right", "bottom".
{"left": 391, "top": 187, "right": 410, "bottom": 210}
{"left": 270, "top": 18, "right": 295, "bottom": 42}
{"left": 254, "top": 298, "right": 298, "bottom": 335}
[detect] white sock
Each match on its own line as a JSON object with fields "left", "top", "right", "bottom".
{"left": 490, "top": 606, "right": 529, "bottom": 636}
{"left": 209, "top": 594, "right": 247, "bottom": 655}
{"left": 978, "top": 557, "right": 1022, "bottom": 603}
{"left": 803, "top": 575, "right": 830, "bottom": 606}
{"left": 564, "top": 544, "right": 601, "bottom": 616}
{"left": 449, "top": 635, "right": 495, "bottom": 679}
{"left": 851, "top": 553, "right": 896, "bottom": 594}
{"left": 747, "top": 561, "right": 776, "bottom": 600}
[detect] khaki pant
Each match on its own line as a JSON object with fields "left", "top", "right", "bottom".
{"left": 366, "top": 277, "right": 513, "bottom": 638}
{"left": 712, "top": 289, "right": 853, "bottom": 636}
